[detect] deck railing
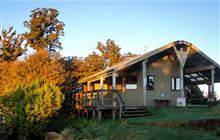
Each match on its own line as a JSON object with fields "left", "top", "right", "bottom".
{"left": 73, "top": 89, "right": 125, "bottom": 118}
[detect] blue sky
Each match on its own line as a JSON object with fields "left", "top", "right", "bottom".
{"left": 0, "top": 0, "right": 220, "bottom": 96}
{"left": 1, "top": 0, "right": 219, "bottom": 63}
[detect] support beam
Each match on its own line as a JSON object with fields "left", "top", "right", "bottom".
{"left": 98, "top": 110, "right": 102, "bottom": 120}
{"left": 210, "top": 68, "right": 215, "bottom": 95}
{"left": 112, "top": 73, "right": 117, "bottom": 90}
{"left": 112, "top": 72, "right": 117, "bottom": 119}
{"left": 92, "top": 109, "right": 96, "bottom": 119}
{"left": 122, "top": 77, "right": 126, "bottom": 92}
{"left": 180, "top": 67, "right": 184, "bottom": 97}
{"left": 142, "top": 60, "right": 147, "bottom": 106}
{"left": 87, "top": 82, "right": 90, "bottom": 91}
{"left": 174, "top": 46, "right": 190, "bottom": 106}
{"left": 100, "top": 77, "right": 104, "bottom": 106}
{"left": 185, "top": 65, "right": 216, "bottom": 74}
{"left": 100, "top": 77, "right": 104, "bottom": 89}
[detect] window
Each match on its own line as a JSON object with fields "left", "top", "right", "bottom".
{"left": 171, "top": 77, "right": 180, "bottom": 91}
{"left": 126, "top": 76, "right": 137, "bottom": 89}
{"left": 126, "top": 76, "right": 137, "bottom": 84}
{"left": 146, "top": 75, "right": 154, "bottom": 90}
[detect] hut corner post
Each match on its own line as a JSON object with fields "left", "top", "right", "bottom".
{"left": 142, "top": 60, "right": 147, "bottom": 106}
{"left": 210, "top": 69, "right": 215, "bottom": 95}
{"left": 174, "top": 46, "right": 190, "bottom": 106}
{"left": 208, "top": 68, "right": 215, "bottom": 104}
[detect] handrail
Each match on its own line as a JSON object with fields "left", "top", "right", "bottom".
{"left": 114, "top": 90, "right": 125, "bottom": 106}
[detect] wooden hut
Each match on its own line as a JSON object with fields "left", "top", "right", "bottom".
{"left": 74, "top": 40, "right": 220, "bottom": 119}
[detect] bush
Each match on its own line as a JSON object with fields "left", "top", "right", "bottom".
{"left": 0, "top": 49, "right": 67, "bottom": 96}
{"left": 0, "top": 80, "right": 64, "bottom": 139}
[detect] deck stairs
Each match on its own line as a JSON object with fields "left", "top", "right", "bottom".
{"left": 122, "top": 106, "right": 149, "bottom": 118}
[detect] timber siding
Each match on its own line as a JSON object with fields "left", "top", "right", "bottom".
{"left": 121, "top": 66, "right": 143, "bottom": 106}
{"left": 120, "top": 55, "right": 180, "bottom": 106}
{"left": 145, "top": 55, "right": 180, "bottom": 106}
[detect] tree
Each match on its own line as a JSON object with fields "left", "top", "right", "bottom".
{"left": 72, "top": 40, "right": 138, "bottom": 81}
{"left": 72, "top": 52, "right": 105, "bottom": 80}
{"left": 0, "top": 27, "right": 25, "bottom": 62}
{"left": 23, "top": 8, "right": 64, "bottom": 52}
{"left": 97, "top": 39, "right": 121, "bottom": 67}
{"left": 59, "top": 56, "right": 76, "bottom": 92}
{"left": 0, "top": 49, "right": 67, "bottom": 96}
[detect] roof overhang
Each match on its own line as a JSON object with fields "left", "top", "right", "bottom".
{"left": 79, "top": 40, "right": 220, "bottom": 84}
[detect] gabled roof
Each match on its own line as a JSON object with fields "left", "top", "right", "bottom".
{"left": 79, "top": 40, "right": 220, "bottom": 83}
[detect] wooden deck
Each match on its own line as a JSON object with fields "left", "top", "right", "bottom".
{"left": 71, "top": 90, "right": 149, "bottom": 119}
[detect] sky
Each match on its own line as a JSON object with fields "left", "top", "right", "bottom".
{"left": 0, "top": 0, "right": 220, "bottom": 96}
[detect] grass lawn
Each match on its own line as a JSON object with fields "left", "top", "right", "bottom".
{"left": 48, "top": 105, "right": 220, "bottom": 140}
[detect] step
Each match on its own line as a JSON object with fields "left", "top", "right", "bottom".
{"left": 123, "top": 113, "right": 149, "bottom": 118}
{"left": 124, "top": 106, "right": 147, "bottom": 110}
{"left": 123, "top": 110, "right": 148, "bottom": 114}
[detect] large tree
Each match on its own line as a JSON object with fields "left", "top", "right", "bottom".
{"left": 0, "top": 49, "right": 67, "bottom": 96}
{"left": 97, "top": 39, "right": 121, "bottom": 67}
{"left": 0, "top": 27, "right": 25, "bottom": 62}
{"left": 72, "top": 40, "right": 139, "bottom": 81}
{"left": 72, "top": 52, "right": 105, "bottom": 80}
{"left": 23, "top": 8, "right": 64, "bottom": 52}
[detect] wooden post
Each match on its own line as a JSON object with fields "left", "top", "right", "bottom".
{"left": 174, "top": 46, "right": 190, "bottom": 98}
{"left": 87, "top": 82, "right": 90, "bottom": 91}
{"left": 142, "top": 60, "right": 147, "bottom": 106}
{"left": 210, "top": 69, "right": 215, "bottom": 95}
{"left": 97, "top": 77, "right": 104, "bottom": 120}
{"left": 92, "top": 109, "right": 96, "bottom": 119}
{"left": 100, "top": 77, "right": 104, "bottom": 89}
{"left": 100, "top": 77, "right": 104, "bottom": 106}
{"left": 91, "top": 91, "right": 95, "bottom": 119}
{"left": 122, "top": 77, "right": 126, "bottom": 92}
{"left": 180, "top": 67, "right": 184, "bottom": 97}
{"left": 112, "top": 72, "right": 117, "bottom": 119}
{"left": 86, "top": 109, "right": 89, "bottom": 119}
{"left": 119, "top": 103, "right": 122, "bottom": 119}
{"left": 98, "top": 110, "right": 102, "bottom": 120}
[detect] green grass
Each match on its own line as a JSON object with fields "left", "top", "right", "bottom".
{"left": 127, "top": 105, "right": 220, "bottom": 124}
{"left": 48, "top": 105, "right": 220, "bottom": 140}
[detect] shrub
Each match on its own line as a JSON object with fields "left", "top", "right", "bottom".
{"left": 0, "top": 80, "right": 64, "bottom": 139}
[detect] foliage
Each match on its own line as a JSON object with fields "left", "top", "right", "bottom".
{"left": 0, "top": 27, "right": 25, "bottom": 62}
{"left": 0, "top": 81, "right": 64, "bottom": 139}
{"left": 72, "top": 52, "right": 105, "bottom": 80}
{"left": 97, "top": 39, "right": 121, "bottom": 67}
{"left": 0, "top": 49, "right": 67, "bottom": 96}
{"left": 24, "top": 80, "right": 64, "bottom": 122}
{"left": 59, "top": 56, "right": 76, "bottom": 92}
{"left": 23, "top": 8, "right": 64, "bottom": 52}
{"left": 72, "top": 39, "right": 139, "bottom": 81}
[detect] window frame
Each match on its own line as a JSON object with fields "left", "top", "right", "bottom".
{"left": 125, "top": 76, "right": 138, "bottom": 90}
{"left": 146, "top": 75, "right": 154, "bottom": 90}
{"left": 171, "top": 77, "right": 180, "bottom": 91}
